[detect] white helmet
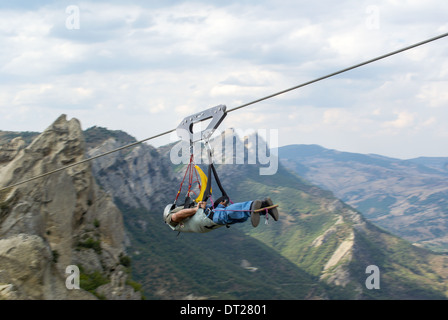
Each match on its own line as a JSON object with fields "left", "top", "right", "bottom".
{"left": 163, "top": 204, "right": 175, "bottom": 224}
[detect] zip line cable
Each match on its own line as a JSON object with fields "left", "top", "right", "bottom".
{"left": 1, "top": 31, "right": 448, "bottom": 192}
{"left": 0, "top": 128, "right": 176, "bottom": 192}
{"left": 227, "top": 31, "right": 448, "bottom": 114}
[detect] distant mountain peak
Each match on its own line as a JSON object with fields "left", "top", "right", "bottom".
{"left": 84, "top": 125, "right": 137, "bottom": 150}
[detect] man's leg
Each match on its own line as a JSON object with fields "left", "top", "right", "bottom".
{"left": 212, "top": 201, "right": 266, "bottom": 227}
{"left": 212, "top": 201, "right": 253, "bottom": 225}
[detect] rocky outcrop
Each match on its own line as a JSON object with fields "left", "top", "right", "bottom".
{"left": 87, "top": 136, "right": 177, "bottom": 212}
{"left": 0, "top": 137, "right": 25, "bottom": 164}
{"left": 0, "top": 115, "right": 141, "bottom": 300}
{"left": 0, "top": 233, "right": 94, "bottom": 299}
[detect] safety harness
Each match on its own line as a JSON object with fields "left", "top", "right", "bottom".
{"left": 165, "top": 105, "right": 230, "bottom": 233}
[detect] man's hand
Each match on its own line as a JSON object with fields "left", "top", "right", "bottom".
{"left": 172, "top": 203, "right": 203, "bottom": 223}
{"left": 197, "top": 201, "right": 207, "bottom": 209}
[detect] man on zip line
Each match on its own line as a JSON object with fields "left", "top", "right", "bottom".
{"left": 164, "top": 197, "right": 279, "bottom": 233}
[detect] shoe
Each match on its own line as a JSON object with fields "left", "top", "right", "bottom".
{"left": 262, "top": 197, "right": 279, "bottom": 221}
{"left": 250, "top": 200, "right": 262, "bottom": 227}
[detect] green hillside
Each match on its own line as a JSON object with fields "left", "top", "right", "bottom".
{"left": 215, "top": 163, "right": 448, "bottom": 299}
{"left": 82, "top": 129, "right": 448, "bottom": 300}
{"left": 119, "top": 200, "right": 329, "bottom": 300}
{"left": 115, "top": 160, "right": 448, "bottom": 300}
{"left": 278, "top": 144, "right": 448, "bottom": 253}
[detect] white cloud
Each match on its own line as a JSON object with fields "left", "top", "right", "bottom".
{"left": 383, "top": 111, "right": 415, "bottom": 129}
{"left": 417, "top": 81, "right": 448, "bottom": 108}
{"left": 0, "top": 0, "right": 447, "bottom": 158}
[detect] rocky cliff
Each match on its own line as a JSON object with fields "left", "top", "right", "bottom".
{"left": 85, "top": 126, "right": 177, "bottom": 213}
{"left": 3, "top": 119, "right": 447, "bottom": 300}
{"left": 85, "top": 128, "right": 448, "bottom": 299}
{"left": 0, "top": 115, "right": 141, "bottom": 300}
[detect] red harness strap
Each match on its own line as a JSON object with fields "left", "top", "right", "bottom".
{"left": 174, "top": 154, "right": 201, "bottom": 204}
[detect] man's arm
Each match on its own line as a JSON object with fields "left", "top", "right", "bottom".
{"left": 171, "top": 201, "right": 207, "bottom": 223}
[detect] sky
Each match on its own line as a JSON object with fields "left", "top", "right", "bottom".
{"left": 0, "top": 0, "right": 447, "bottom": 159}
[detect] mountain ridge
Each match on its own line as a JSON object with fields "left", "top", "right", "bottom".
{"left": 278, "top": 144, "right": 448, "bottom": 252}
{"left": 1, "top": 117, "right": 447, "bottom": 299}
{"left": 84, "top": 126, "right": 448, "bottom": 299}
